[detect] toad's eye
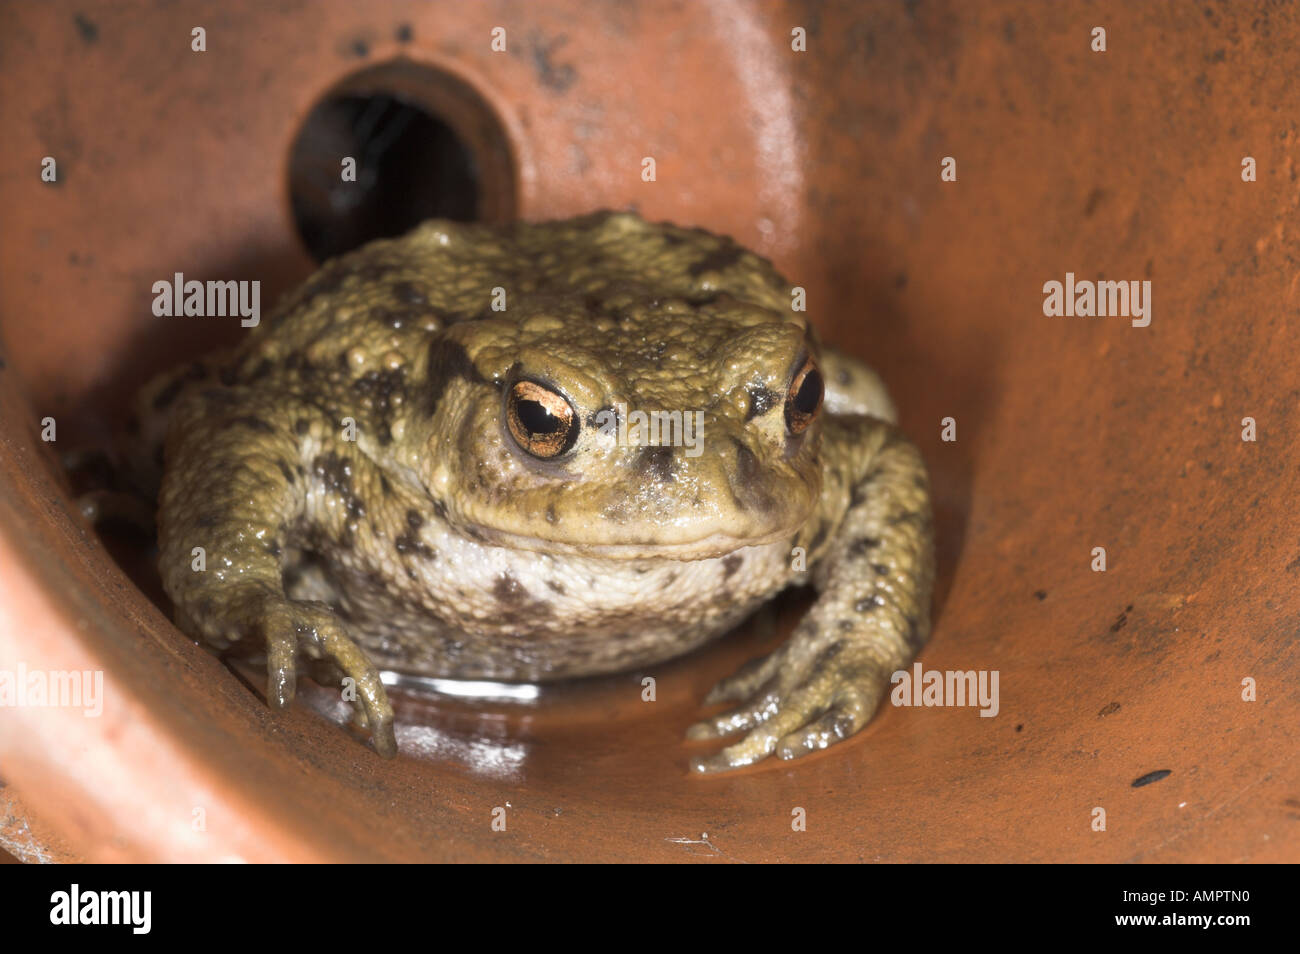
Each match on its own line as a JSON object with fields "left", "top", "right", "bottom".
{"left": 784, "top": 357, "right": 824, "bottom": 435}
{"left": 505, "top": 379, "right": 579, "bottom": 458}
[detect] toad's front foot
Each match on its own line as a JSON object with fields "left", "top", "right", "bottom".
{"left": 686, "top": 623, "right": 896, "bottom": 773}
{"left": 206, "top": 588, "right": 397, "bottom": 758}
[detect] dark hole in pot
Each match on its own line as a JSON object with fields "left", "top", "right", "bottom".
{"left": 288, "top": 92, "right": 479, "bottom": 262}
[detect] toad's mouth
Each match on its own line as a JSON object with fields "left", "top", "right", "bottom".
{"left": 453, "top": 519, "right": 809, "bottom": 562}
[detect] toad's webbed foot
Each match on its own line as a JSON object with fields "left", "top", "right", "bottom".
{"left": 687, "top": 622, "right": 904, "bottom": 772}
{"left": 209, "top": 587, "right": 396, "bottom": 758}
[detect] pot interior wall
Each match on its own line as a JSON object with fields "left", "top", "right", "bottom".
{"left": 0, "top": 0, "right": 1296, "bottom": 862}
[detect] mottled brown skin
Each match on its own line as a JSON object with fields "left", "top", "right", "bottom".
{"left": 141, "top": 211, "right": 934, "bottom": 772}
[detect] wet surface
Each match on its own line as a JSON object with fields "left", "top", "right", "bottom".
{"left": 0, "top": 0, "right": 1298, "bottom": 862}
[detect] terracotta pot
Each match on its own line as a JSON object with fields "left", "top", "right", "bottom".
{"left": 1, "top": 0, "right": 1296, "bottom": 862}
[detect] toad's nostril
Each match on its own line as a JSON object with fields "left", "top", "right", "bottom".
{"left": 733, "top": 438, "right": 761, "bottom": 485}
{"left": 635, "top": 445, "right": 676, "bottom": 483}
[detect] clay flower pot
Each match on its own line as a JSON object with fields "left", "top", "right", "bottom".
{"left": 0, "top": 0, "right": 1296, "bottom": 862}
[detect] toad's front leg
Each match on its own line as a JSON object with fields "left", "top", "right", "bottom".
{"left": 688, "top": 415, "right": 934, "bottom": 773}
{"left": 156, "top": 387, "right": 396, "bottom": 756}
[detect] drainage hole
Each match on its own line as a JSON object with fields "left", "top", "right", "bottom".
{"left": 288, "top": 92, "right": 479, "bottom": 262}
